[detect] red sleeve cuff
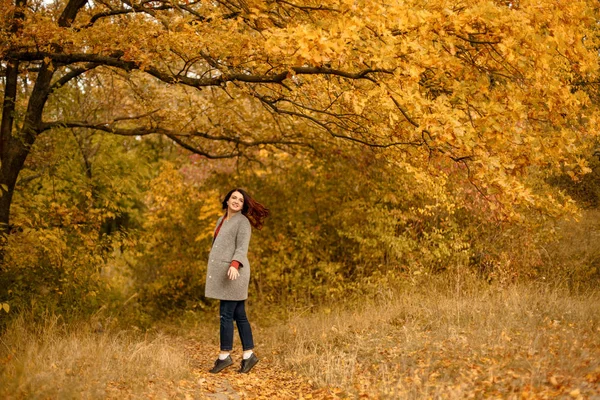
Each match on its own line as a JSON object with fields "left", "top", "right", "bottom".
{"left": 230, "top": 260, "right": 241, "bottom": 269}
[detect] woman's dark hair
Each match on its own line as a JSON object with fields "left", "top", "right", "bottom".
{"left": 222, "top": 188, "right": 269, "bottom": 230}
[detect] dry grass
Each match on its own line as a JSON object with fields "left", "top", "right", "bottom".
{"left": 0, "top": 314, "right": 192, "bottom": 399}
{"left": 1, "top": 279, "right": 598, "bottom": 399}
{"left": 260, "top": 278, "right": 600, "bottom": 399}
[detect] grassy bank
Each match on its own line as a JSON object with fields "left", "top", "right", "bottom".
{"left": 260, "top": 280, "right": 600, "bottom": 398}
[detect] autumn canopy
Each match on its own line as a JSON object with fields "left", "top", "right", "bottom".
{"left": 2, "top": 0, "right": 598, "bottom": 224}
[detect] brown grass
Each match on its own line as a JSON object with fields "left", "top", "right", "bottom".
{"left": 260, "top": 278, "right": 600, "bottom": 398}
{"left": 0, "top": 313, "right": 192, "bottom": 399}
{"left": 1, "top": 279, "right": 598, "bottom": 399}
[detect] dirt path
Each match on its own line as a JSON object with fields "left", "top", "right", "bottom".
{"left": 182, "top": 340, "right": 341, "bottom": 399}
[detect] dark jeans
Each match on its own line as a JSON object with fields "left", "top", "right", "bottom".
{"left": 219, "top": 300, "right": 254, "bottom": 351}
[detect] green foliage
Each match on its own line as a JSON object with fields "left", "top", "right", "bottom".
{"left": 0, "top": 129, "right": 150, "bottom": 321}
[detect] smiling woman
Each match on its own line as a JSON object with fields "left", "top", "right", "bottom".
{"left": 204, "top": 188, "right": 269, "bottom": 375}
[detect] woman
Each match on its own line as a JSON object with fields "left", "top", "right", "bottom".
{"left": 205, "top": 188, "right": 269, "bottom": 374}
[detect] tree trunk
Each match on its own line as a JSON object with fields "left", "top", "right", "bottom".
{"left": 0, "top": 118, "right": 31, "bottom": 265}
{"left": 0, "top": 150, "right": 28, "bottom": 234}
{"left": 0, "top": 61, "right": 54, "bottom": 253}
{"left": 0, "top": 58, "right": 21, "bottom": 237}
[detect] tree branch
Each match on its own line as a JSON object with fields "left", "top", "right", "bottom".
{"left": 38, "top": 119, "right": 311, "bottom": 158}
{"left": 292, "top": 66, "right": 393, "bottom": 82}
{"left": 164, "top": 134, "right": 241, "bottom": 159}
{"left": 49, "top": 63, "right": 99, "bottom": 91}
{"left": 169, "top": 131, "right": 310, "bottom": 148}
{"left": 452, "top": 33, "right": 501, "bottom": 45}
{"left": 58, "top": 0, "right": 88, "bottom": 27}
{"left": 87, "top": 9, "right": 136, "bottom": 26}
{"left": 85, "top": 2, "right": 180, "bottom": 27}
{"left": 11, "top": 51, "right": 393, "bottom": 87}
{"left": 276, "top": 0, "right": 340, "bottom": 13}
{"left": 390, "top": 95, "right": 419, "bottom": 127}
{"left": 39, "top": 121, "right": 238, "bottom": 158}
{"left": 257, "top": 97, "right": 422, "bottom": 148}
{"left": 261, "top": 96, "right": 370, "bottom": 136}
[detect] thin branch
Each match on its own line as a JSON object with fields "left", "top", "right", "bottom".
{"left": 390, "top": 95, "right": 419, "bottom": 128}
{"left": 165, "top": 134, "right": 241, "bottom": 159}
{"left": 39, "top": 121, "right": 238, "bottom": 158}
{"left": 485, "top": 44, "right": 524, "bottom": 80}
{"left": 112, "top": 109, "right": 161, "bottom": 122}
{"left": 38, "top": 119, "right": 312, "bottom": 157}
{"left": 16, "top": 172, "right": 43, "bottom": 186}
{"left": 262, "top": 95, "right": 371, "bottom": 134}
{"left": 169, "top": 130, "right": 308, "bottom": 148}
{"left": 450, "top": 155, "right": 474, "bottom": 162}
{"left": 461, "top": 159, "right": 491, "bottom": 202}
{"left": 452, "top": 33, "right": 501, "bottom": 45}
{"left": 293, "top": 66, "right": 393, "bottom": 81}
{"left": 49, "top": 63, "right": 99, "bottom": 90}
{"left": 391, "top": 93, "right": 475, "bottom": 164}
{"left": 39, "top": 121, "right": 154, "bottom": 135}
{"left": 276, "top": 0, "right": 340, "bottom": 12}
{"left": 87, "top": 8, "right": 137, "bottom": 26}
{"left": 258, "top": 98, "right": 421, "bottom": 148}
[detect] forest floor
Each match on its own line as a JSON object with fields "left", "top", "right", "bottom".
{"left": 180, "top": 339, "right": 338, "bottom": 399}
{"left": 1, "top": 283, "right": 599, "bottom": 399}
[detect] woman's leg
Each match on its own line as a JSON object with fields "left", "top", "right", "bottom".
{"left": 209, "top": 301, "right": 236, "bottom": 373}
{"left": 219, "top": 300, "right": 237, "bottom": 351}
{"left": 233, "top": 301, "right": 259, "bottom": 373}
{"left": 233, "top": 300, "right": 254, "bottom": 351}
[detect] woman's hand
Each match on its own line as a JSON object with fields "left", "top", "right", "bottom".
{"left": 227, "top": 266, "right": 240, "bottom": 280}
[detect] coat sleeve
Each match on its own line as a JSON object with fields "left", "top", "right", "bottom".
{"left": 231, "top": 218, "right": 251, "bottom": 267}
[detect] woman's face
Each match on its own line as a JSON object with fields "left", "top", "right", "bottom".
{"left": 227, "top": 191, "right": 245, "bottom": 213}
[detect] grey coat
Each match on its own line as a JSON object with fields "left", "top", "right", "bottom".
{"left": 204, "top": 212, "right": 252, "bottom": 301}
